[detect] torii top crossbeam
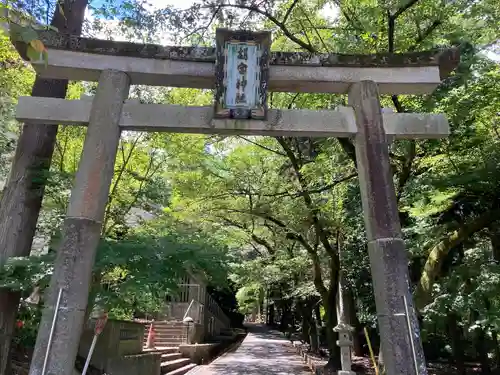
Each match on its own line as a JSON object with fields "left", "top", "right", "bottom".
{"left": 13, "top": 29, "right": 460, "bottom": 95}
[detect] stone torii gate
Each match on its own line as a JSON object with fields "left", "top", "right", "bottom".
{"left": 12, "top": 29, "right": 458, "bottom": 375}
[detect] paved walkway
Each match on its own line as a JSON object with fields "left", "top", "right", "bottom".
{"left": 190, "top": 324, "right": 311, "bottom": 375}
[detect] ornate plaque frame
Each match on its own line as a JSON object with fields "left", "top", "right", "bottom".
{"left": 213, "top": 28, "right": 271, "bottom": 121}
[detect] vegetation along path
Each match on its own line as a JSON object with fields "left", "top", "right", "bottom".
{"left": 188, "top": 324, "right": 311, "bottom": 375}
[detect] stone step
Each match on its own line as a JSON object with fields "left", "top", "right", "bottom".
{"left": 150, "top": 328, "right": 185, "bottom": 332}
{"left": 143, "top": 337, "right": 183, "bottom": 342}
{"left": 152, "top": 334, "right": 184, "bottom": 340}
{"left": 164, "top": 363, "right": 197, "bottom": 375}
{"left": 143, "top": 340, "right": 184, "bottom": 346}
{"left": 161, "top": 358, "right": 191, "bottom": 373}
{"left": 143, "top": 347, "right": 179, "bottom": 354}
{"left": 149, "top": 322, "right": 186, "bottom": 327}
{"left": 161, "top": 353, "right": 183, "bottom": 361}
{"left": 144, "top": 334, "right": 185, "bottom": 340}
{"left": 145, "top": 341, "right": 184, "bottom": 348}
{"left": 155, "top": 341, "right": 183, "bottom": 348}
{"left": 149, "top": 335, "right": 184, "bottom": 341}
{"left": 153, "top": 330, "right": 186, "bottom": 335}
{"left": 147, "top": 328, "right": 186, "bottom": 334}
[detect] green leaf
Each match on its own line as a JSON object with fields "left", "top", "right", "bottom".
{"left": 26, "top": 44, "right": 41, "bottom": 62}
{"left": 20, "top": 28, "right": 38, "bottom": 43}
{"left": 8, "top": 22, "right": 25, "bottom": 42}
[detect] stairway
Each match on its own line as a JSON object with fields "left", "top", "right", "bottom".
{"left": 144, "top": 321, "right": 187, "bottom": 347}
{"left": 143, "top": 322, "right": 197, "bottom": 375}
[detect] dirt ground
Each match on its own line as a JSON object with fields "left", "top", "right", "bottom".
{"left": 299, "top": 348, "right": 493, "bottom": 375}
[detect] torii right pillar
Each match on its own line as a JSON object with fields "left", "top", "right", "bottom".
{"left": 349, "top": 80, "right": 427, "bottom": 375}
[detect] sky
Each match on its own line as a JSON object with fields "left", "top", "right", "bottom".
{"left": 85, "top": 1, "right": 499, "bottom": 61}
{"left": 85, "top": 0, "right": 340, "bottom": 44}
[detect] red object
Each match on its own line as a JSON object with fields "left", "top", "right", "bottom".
{"left": 16, "top": 320, "right": 24, "bottom": 329}
{"left": 94, "top": 313, "right": 108, "bottom": 335}
{"left": 146, "top": 322, "right": 155, "bottom": 349}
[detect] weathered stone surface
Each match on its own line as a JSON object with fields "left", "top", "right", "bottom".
{"left": 349, "top": 80, "right": 427, "bottom": 375}
{"left": 22, "top": 48, "right": 445, "bottom": 94}
{"left": 28, "top": 217, "right": 102, "bottom": 375}
{"left": 78, "top": 320, "right": 146, "bottom": 369}
{"left": 16, "top": 97, "right": 449, "bottom": 139}
{"left": 367, "top": 238, "right": 427, "bottom": 375}
{"left": 105, "top": 353, "right": 161, "bottom": 375}
{"left": 12, "top": 29, "right": 460, "bottom": 90}
{"left": 349, "top": 81, "right": 402, "bottom": 241}
{"left": 67, "top": 70, "right": 130, "bottom": 221}
{"left": 28, "top": 70, "right": 130, "bottom": 375}
{"left": 27, "top": 29, "right": 458, "bottom": 72}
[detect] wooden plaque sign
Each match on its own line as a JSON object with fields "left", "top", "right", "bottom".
{"left": 213, "top": 28, "right": 271, "bottom": 121}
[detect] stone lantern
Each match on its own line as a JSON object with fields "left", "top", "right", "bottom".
{"left": 333, "top": 323, "right": 356, "bottom": 375}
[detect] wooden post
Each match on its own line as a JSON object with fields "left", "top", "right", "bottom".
{"left": 28, "top": 70, "right": 130, "bottom": 375}
{"left": 349, "top": 80, "right": 427, "bottom": 375}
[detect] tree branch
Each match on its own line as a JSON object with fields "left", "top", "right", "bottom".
{"left": 389, "top": 0, "right": 422, "bottom": 52}
{"left": 103, "top": 134, "right": 143, "bottom": 233}
{"left": 238, "top": 136, "right": 287, "bottom": 157}
{"left": 415, "top": 208, "right": 500, "bottom": 310}
{"left": 218, "top": 216, "right": 275, "bottom": 255}
{"left": 408, "top": 19, "right": 442, "bottom": 52}
{"left": 213, "top": 3, "right": 316, "bottom": 52}
{"left": 276, "top": 137, "right": 338, "bottom": 261}
{"left": 297, "top": 4, "right": 329, "bottom": 52}
{"left": 337, "top": 138, "right": 357, "bottom": 165}
{"left": 105, "top": 152, "right": 162, "bottom": 236}
{"left": 282, "top": 0, "right": 300, "bottom": 24}
{"left": 396, "top": 141, "right": 416, "bottom": 202}
{"left": 388, "top": 10, "right": 395, "bottom": 53}
{"left": 333, "top": 0, "right": 365, "bottom": 34}
{"left": 393, "top": 0, "right": 421, "bottom": 19}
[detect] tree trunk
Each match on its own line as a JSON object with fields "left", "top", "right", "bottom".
{"left": 322, "top": 257, "right": 341, "bottom": 371}
{"left": 491, "top": 330, "right": 500, "bottom": 370}
{"left": 488, "top": 228, "right": 500, "bottom": 370}
{"left": 448, "top": 313, "right": 466, "bottom": 375}
{"left": 314, "top": 304, "right": 322, "bottom": 326}
{"left": 0, "top": 2, "right": 88, "bottom": 374}
{"left": 268, "top": 302, "right": 275, "bottom": 326}
{"left": 415, "top": 209, "right": 500, "bottom": 310}
{"left": 323, "top": 290, "right": 341, "bottom": 371}
{"left": 489, "top": 226, "right": 500, "bottom": 262}
{"left": 280, "top": 301, "right": 291, "bottom": 333}
{"left": 475, "top": 327, "right": 491, "bottom": 374}
{"left": 309, "top": 318, "right": 319, "bottom": 353}
{"left": 300, "top": 299, "right": 320, "bottom": 352}
{"left": 470, "top": 300, "right": 491, "bottom": 374}
{"left": 300, "top": 305, "right": 310, "bottom": 344}
{"left": 348, "top": 293, "right": 363, "bottom": 356}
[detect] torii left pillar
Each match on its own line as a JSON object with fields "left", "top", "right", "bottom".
{"left": 29, "top": 70, "right": 130, "bottom": 375}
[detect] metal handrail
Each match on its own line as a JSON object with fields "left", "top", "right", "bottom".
{"left": 174, "top": 283, "right": 230, "bottom": 328}
{"left": 183, "top": 299, "right": 195, "bottom": 320}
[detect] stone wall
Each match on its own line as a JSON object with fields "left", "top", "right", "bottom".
{"left": 78, "top": 319, "right": 161, "bottom": 375}
{"left": 178, "top": 343, "right": 218, "bottom": 365}
{"left": 106, "top": 353, "right": 161, "bottom": 375}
